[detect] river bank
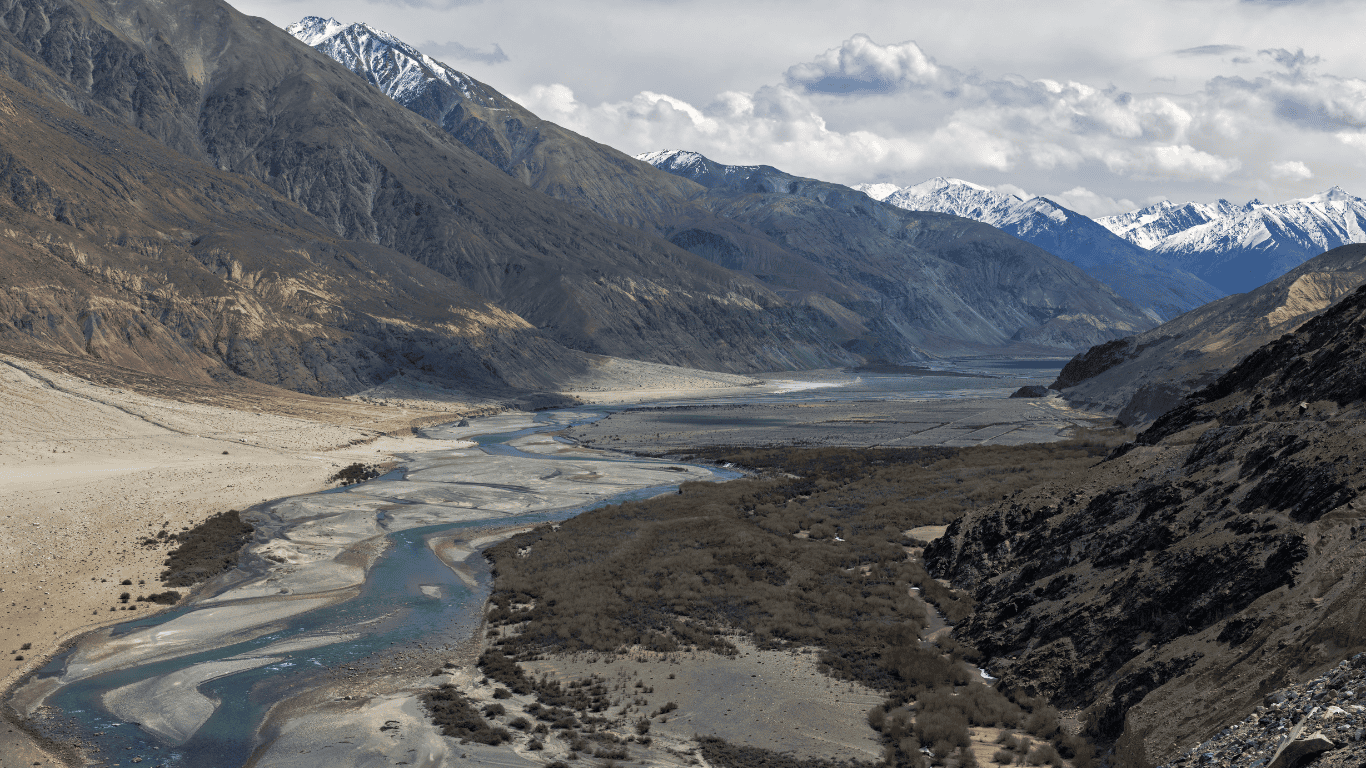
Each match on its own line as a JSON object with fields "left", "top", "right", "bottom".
{"left": 0, "top": 349, "right": 772, "bottom": 768}
{"left": 2, "top": 357, "right": 1073, "bottom": 767}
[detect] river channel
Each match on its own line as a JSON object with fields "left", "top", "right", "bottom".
{"left": 12, "top": 363, "right": 1064, "bottom": 767}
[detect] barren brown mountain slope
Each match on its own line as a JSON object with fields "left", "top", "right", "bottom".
{"left": 0, "top": 0, "right": 852, "bottom": 372}
{"left": 1051, "top": 243, "right": 1366, "bottom": 425}
{"left": 927, "top": 285, "right": 1366, "bottom": 768}
{"left": 292, "top": 22, "right": 1158, "bottom": 359}
{"left": 0, "top": 61, "right": 596, "bottom": 395}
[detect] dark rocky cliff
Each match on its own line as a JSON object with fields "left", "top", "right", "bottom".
{"left": 927, "top": 285, "right": 1366, "bottom": 767}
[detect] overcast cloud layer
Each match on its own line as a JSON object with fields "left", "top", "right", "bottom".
{"left": 238, "top": 0, "right": 1366, "bottom": 215}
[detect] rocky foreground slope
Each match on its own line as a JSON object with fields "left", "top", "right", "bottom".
{"left": 1154, "top": 655, "right": 1364, "bottom": 768}
{"left": 927, "top": 283, "right": 1366, "bottom": 767}
{"left": 1050, "top": 244, "right": 1366, "bottom": 425}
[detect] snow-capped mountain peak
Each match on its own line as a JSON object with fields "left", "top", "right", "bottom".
{"left": 287, "top": 16, "right": 487, "bottom": 107}
{"left": 854, "top": 177, "right": 1023, "bottom": 228}
{"left": 286, "top": 16, "right": 346, "bottom": 46}
{"left": 1097, "top": 188, "right": 1366, "bottom": 293}
{"left": 850, "top": 175, "right": 1224, "bottom": 321}
{"left": 636, "top": 149, "right": 710, "bottom": 172}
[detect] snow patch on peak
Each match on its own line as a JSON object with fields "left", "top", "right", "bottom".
{"left": 637, "top": 149, "right": 705, "bottom": 169}
{"left": 853, "top": 183, "right": 900, "bottom": 202}
{"left": 906, "top": 176, "right": 996, "bottom": 196}
{"left": 285, "top": 16, "right": 345, "bottom": 46}
{"left": 288, "top": 17, "right": 486, "bottom": 109}
{"left": 866, "top": 176, "right": 1024, "bottom": 227}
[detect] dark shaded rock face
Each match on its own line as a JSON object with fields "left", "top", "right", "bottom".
{"left": 1051, "top": 337, "right": 1142, "bottom": 390}
{"left": 927, "top": 285, "right": 1366, "bottom": 768}
{"left": 1010, "top": 385, "right": 1051, "bottom": 398}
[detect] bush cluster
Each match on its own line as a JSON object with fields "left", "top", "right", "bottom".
{"left": 481, "top": 441, "right": 1115, "bottom": 766}
{"left": 421, "top": 684, "right": 512, "bottom": 744}
{"left": 159, "top": 510, "right": 254, "bottom": 587}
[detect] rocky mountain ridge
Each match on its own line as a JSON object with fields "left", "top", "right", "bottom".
{"left": 0, "top": 53, "right": 588, "bottom": 396}
{"left": 1050, "top": 244, "right": 1366, "bottom": 425}
{"left": 1098, "top": 188, "right": 1366, "bottom": 294}
{"left": 855, "top": 176, "right": 1225, "bottom": 322}
{"left": 638, "top": 149, "right": 1158, "bottom": 355}
{"left": 927, "top": 281, "right": 1366, "bottom": 767}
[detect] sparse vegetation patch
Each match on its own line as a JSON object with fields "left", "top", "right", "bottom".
{"left": 480, "top": 440, "right": 1117, "bottom": 766}
{"left": 159, "top": 510, "right": 255, "bottom": 587}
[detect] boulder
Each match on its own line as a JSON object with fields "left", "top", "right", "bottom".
{"left": 1268, "top": 730, "right": 1337, "bottom": 768}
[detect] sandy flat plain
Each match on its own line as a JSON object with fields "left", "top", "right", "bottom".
{"left": 564, "top": 395, "right": 1107, "bottom": 452}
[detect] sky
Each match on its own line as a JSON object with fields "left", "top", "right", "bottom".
{"left": 236, "top": 0, "right": 1366, "bottom": 216}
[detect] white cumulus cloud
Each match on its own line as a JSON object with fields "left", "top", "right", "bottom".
{"left": 1269, "top": 160, "right": 1313, "bottom": 180}
{"left": 509, "top": 32, "right": 1366, "bottom": 204}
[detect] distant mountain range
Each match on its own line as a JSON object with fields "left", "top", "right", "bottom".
{"left": 854, "top": 178, "right": 1225, "bottom": 321}
{"left": 1097, "top": 188, "right": 1366, "bottom": 294}
{"left": 290, "top": 18, "right": 1158, "bottom": 360}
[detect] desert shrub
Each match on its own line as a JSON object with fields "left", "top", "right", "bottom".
{"left": 992, "top": 749, "right": 1015, "bottom": 765}
{"left": 1023, "top": 707, "right": 1060, "bottom": 740}
{"left": 483, "top": 703, "right": 505, "bottom": 717}
{"left": 421, "top": 685, "right": 510, "bottom": 744}
{"left": 1025, "top": 743, "right": 1062, "bottom": 767}
{"left": 697, "top": 735, "right": 881, "bottom": 767}
{"left": 480, "top": 442, "right": 1111, "bottom": 764}
{"left": 508, "top": 717, "right": 530, "bottom": 731}
{"left": 159, "top": 510, "right": 254, "bottom": 587}
{"left": 143, "top": 590, "right": 180, "bottom": 605}
{"left": 492, "top": 687, "right": 511, "bottom": 699}
{"left": 329, "top": 463, "right": 380, "bottom": 485}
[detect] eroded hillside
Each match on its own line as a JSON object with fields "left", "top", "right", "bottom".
{"left": 928, "top": 285, "right": 1366, "bottom": 767}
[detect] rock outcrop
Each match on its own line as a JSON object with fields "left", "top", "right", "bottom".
{"left": 928, "top": 284, "right": 1366, "bottom": 767}
{"left": 1153, "top": 656, "right": 1364, "bottom": 768}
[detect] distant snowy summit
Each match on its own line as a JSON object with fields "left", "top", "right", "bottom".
{"left": 287, "top": 16, "right": 502, "bottom": 110}
{"left": 1096, "top": 188, "right": 1366, "bottom": 293}
{"left": 853, "top": 177, "right": 1225, "bottom": 321}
